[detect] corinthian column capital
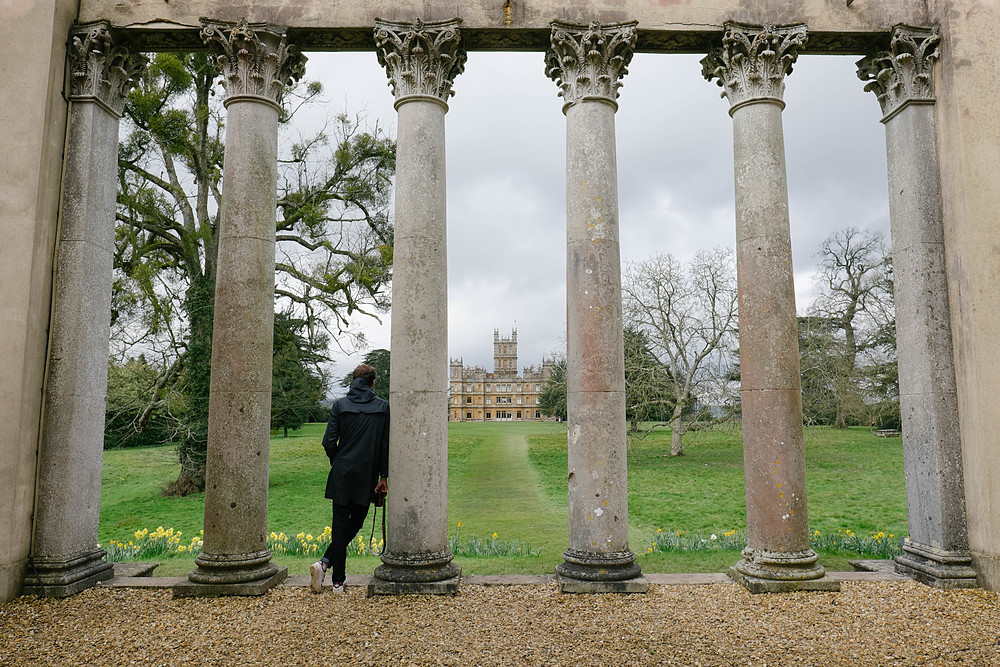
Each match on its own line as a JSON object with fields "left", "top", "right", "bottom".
{"left": 701, "top": 22, "right": 808, "bottom": 114}
{"left": 200, "top": 19, "right": 306, "bottom": 111}
{"left": 857, "top": 25, "right": 940, "bottom": 122}
{"left": 69, "top": 23, "right": 147, "bottom": 118}
{"left": 374, "top": 18, "right": 467, "bottom": 109}
{"left": 545, "top": 20, "right": 638, "bottom": 112}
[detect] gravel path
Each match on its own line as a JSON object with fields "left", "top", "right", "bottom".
{"left": 2, "top": 581, "right": 998, "bottom": 666}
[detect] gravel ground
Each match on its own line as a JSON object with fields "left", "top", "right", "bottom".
{"left": 2, "top": 581, "right": 998, "bottom": 666}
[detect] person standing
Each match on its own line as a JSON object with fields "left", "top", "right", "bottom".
{"left": 310, "top": 364, "right": 389, "bottom": 593}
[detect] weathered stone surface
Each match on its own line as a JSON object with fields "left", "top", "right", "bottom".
{"left": 556, "top": 573, "right": 649, "bottom": 594}
{"left": 0, "top": 0, "right": 81, "bottom": 605}
{"left": 702, "top": 23, "right": 807, "bottom": 113}
{"left": 367, "top": 574, "right": 460, "bottom": 597}
{"left": 375, "top": 18, "right": 466, "bottom": 104}
{"left": 78, "top": 1, "right": 928, "bottom": 53}
{"left": 22, "top": 552, "right": 115, "bottom": 598}
{"left": 377, "top": 21, "right": 464, "bottom": 586}
{"left": 550, "top": 21, "right": 639, "bottom": 586}
{"left": 729, "top": 566, "right": 840, "bottom": 594}
{"left": 895, "top": 542, "right": 976, "bottom": 589}
{"left": 858, "top": 36, "right": 974, "bottom": 587}
{"left": 381, "top": 390, "right": 450, "bottom": 552}
{"left": 704, "top": 23, "right": 824, "bottom": 592}
{"left": 740, "top": 388, "right": 811, "bottom": 552}
{"left": 928, "top": 0, "right": 1000, "bottom": 594}
{"left": 174, "top": 567, "right": 287, "bottom": 598}
{"left": 857, "top": 25, "right": 939, "bottom": 122}
{"left": 30, "top": 34, "right": 144, "bottom": 598}
{"left": 191, "top": 25, "right": 299, "bottom": 589}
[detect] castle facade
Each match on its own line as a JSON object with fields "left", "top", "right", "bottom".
{"left": 449, "top": 329, "right": 556, "bottom": 422}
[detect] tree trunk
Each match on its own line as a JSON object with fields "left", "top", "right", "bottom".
{"left": 669, "top": 404, "right": 686, "bottom": 456}
{"left": 164, "top": 275, "right": 214, "bottom": 496}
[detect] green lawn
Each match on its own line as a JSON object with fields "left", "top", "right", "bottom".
{"left": 100, "top": 421, "right": 907, "bottom": 576}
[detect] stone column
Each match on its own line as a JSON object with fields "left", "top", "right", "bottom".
{"left": 546, "top": 21, "right": 647, "bottom": 593}
{"left": 175, "top": 20, "right": 305, "bottom": 597}
{"left": 857, "top": 25, "right": 976, "bottom": 589}
{"left": 369, "top": 18, "right": 466, "bottom": 596}
{"left": 703, "top": 23, "right": 838, "bottom": 593}
{"left": 23, "top": 24, "right": 145, "bottom": 598}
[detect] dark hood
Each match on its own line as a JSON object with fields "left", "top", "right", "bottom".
{"left": 346, "top": 377, "right": 376, "bottom": 403}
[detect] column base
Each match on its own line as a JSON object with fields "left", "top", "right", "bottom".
{"left": 556, "top": 573, "right": 649, "bottom": 593}
{"left": 370, "top": 549, "right": 461, "bottom": 595}
{"left": 731, "top": 547, "right": 840, "bottom": 593}
{"left": 367, "top": 575, "right": 461, "bottom": 597}
{"left": 894, "top": 541, "right": 978, "bottom": 589}
{"left": 175, "top": 549, "right": 286, "bottom": 597}
{"left": 22, "top": 548, "right": 114, "bottom": 598}
{"left": 556, "top": 548, "right": 644, "bottom": 587}
{"left": 173, "top": 566, "right": 287, "bottom": 598}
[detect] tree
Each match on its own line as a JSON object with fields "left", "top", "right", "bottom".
{"left": 115, "top": 53, "right": 395, "bottom": 494}
{"left": 622, "top": 248, "right": 739, "bottom": 456}
{"left": 808, "top": 227, "right": 895, "bottom": 428}
{"left": 271, "top": 313, "right": 329, "bottom": 437}
{"left": 539, "top": 358, "right": 568, "bottom": 421}
{"left": 104, "top": 356, "right": 178, "bottom": 449}
{"left": 340, "top": 348, "right": 390, "bottom": 400}
{"left": 623, "top": 327, "right": 675, "bottom": 433}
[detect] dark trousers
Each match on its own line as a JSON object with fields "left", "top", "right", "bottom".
{"left": 320, "top": 502, "right": 370, "bottom": 583}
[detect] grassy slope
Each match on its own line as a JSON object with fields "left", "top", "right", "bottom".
{"left": 101, "top": 421, "right": 906, "bottom": 575}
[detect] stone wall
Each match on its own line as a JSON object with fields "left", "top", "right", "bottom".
{"left": 0, "top": 0, "right": 80, "bottom": 603}
{"left": 77, "top": 1, "right": 925, "bottom": 52}
{"left": 929, "top": 0, "right": 1000, "bottom": 591}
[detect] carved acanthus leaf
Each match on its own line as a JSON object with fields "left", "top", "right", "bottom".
{"left": 701, "top": 22, "right": 808, "bottom": 111}
{"left": 69, "top": 23, "right": 147, "bottom": 117}
{"left": 857, "top": 25, "right": 940, "bottom": 119}
{"left": 545, "top": 21, "right": 637, "bottom": 110}
{"left": 374, "top": 18, "right": 467, "bottom": 105}
{"left": 200, "top": 19, "right": 306, "bottom": 108}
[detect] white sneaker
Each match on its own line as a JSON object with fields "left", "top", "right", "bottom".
{"left": 309, "top": 561, "right": 325, "bottom": 594}
{"left": 331, "top": 581, "right": 345, "bottom": 594}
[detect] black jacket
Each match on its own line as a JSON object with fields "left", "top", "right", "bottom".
{"left": 322, "top": 378, "right": 389, "bottom": 505}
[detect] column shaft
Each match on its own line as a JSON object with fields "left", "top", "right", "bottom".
{"left": 858, "top": 26, "right": 976, "bottom": 588}
{"left": 381, "top": 99, "right": 452, "bottom": 564}
{"left": 562, "top": 100, "right": 635, "bottom": 577}
{"left": 370, "top": 18, "right": 465, "bottom": 595}
{"left": 190, "top": 99, "right": 281, "bottom": 586}
{"left": 703, "top": 22, "right": 837, "bottom": 593}
{"left": 178, "top": 20, "right": 305, "bottom": 596}
{"left": 732, "top": 102, "right": 813, "bottom": 557}
{"left": 25, "top": 25, "right": 144, "bottom": 598}
{"left": 546, "top": 20, "right": 645, "bottom": 592}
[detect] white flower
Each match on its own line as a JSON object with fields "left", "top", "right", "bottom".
{"left": 710, "top": 534, "right": 718, "bottom": 541}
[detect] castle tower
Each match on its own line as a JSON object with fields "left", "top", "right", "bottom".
{"left": 493, "top": 328, "right": 518, "bottom": 379}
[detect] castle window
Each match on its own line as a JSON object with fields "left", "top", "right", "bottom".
{"left": 466, "top": 397, "right": 472, "bottom": 404}
{"left": 466, "top": 412, "right": 472, "bottom": 420}
{"left": 535, "top": 411, "right": 541, "bottom": 419}
{"left": 517, "top": 411, "right": 522, "bottom": 419}
{"left": 486, "top": 412, "right": 491, "bottom": 419}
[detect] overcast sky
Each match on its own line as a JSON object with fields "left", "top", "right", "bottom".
{"left": 295, "top": 50, "right": 890, "bottom": 383}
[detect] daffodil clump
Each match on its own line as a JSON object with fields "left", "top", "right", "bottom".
{"left": 101, "top": 525, "right": 384, "bottom": 562}
{"left": 646, "top": 528, "right": 905, "bottom": 558}
{"left": 447, "top": 522, "right": 544, "bottom": 557}
{"left": 100, "top": 527, "right": 203, "bottom": 561}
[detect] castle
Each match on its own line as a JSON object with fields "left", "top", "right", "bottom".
{"left": 449, "top": 329, "right": 556, "bottom": 422}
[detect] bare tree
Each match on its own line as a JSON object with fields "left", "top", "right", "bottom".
{"left": 622, "top": 248, "right": 739, "bottom": 456}
{"left": 808, "top": 227, "right": 894, "bottom": 428}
